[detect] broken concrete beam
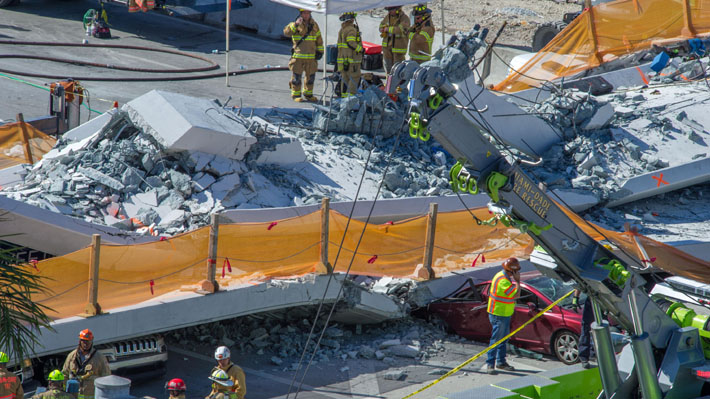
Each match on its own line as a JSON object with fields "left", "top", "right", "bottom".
{"left": 124, "top": 90, "right": 257, "bottom": 160}
{"left": 581, "top": 103, "right": 614, "bottom": 131}
{"left": 453, "top": 76, "right": 562, "bottom": 157}
{"left": 607, "top": 157, "right": 710, "bottom": 207}
{"left": 77, "top": 166, "right": 125, "bottom": 191}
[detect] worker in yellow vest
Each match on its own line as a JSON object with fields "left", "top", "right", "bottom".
{"left": 408, "top": 4, "right": 435, "bottom": 64}
{"left": 378, "top": 6, "right": 410, "bottom": 74}
{"left": 486, "top": 257, "right": 521, "bottom": 375}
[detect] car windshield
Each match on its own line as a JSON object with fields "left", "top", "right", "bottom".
{"left": 525, "top": 276, "right": 580, "bottom": 307}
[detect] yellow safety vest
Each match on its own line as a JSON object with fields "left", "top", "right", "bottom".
{"left": 487, "top": 270, "right": 518, "bottom": 317}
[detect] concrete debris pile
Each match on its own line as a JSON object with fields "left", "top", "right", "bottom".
{"left": 166, "top": 309, "right": 460, "bottom": 369}
{"left": 313, "top": 26, "right": 488, "bottom": 134}
{"left": 522, "top": 81, "right": 710, "bottom": 204}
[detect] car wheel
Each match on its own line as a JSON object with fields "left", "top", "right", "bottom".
{"left": 553, "top": 330, "right": 579, "bottom": 365}
{"left": 531, "top": 22, "right": 568, "bottom": 52}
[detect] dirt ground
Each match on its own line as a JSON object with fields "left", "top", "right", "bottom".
{"left": 365, "top": 0, "right": 581, "bottom": 48}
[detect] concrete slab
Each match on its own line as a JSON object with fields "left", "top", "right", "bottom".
{"left": 62, "top": 110, "right": 116, "bottom": 142}
{"left": 125, "top": 90, "right": 257, "bottom": 160}
{"left": 607, "top": 157, "right": 710, "bottom": 207}
{"left": 32, "top": 274, "right": 406, "bottom": 359}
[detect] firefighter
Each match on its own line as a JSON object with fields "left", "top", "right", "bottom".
{"left": 205, "top": 369, "right": 235, "bottom": 399}
{"left": 283, "top": 8, "right": 324, "bottom": 102}
{"left": 379, "top": 5, "right": 410, "bottom": 74}
{"left": 486, "top": 257, "right": 521, "bottom": 375}
{"left": 165, "top": 378, "right": 186, "bottom": 399}
{"left": 408, "top": 4, "right": 435, "bottom": 64}
{"left": 336, "top": 11, "right": 363, "bottom": 97}
{"left": 61, "top": 329, "right": 110, "bottom": 399}
{"left": 0, "top": 352, "right": 23, "bottom": 399}
{"left": 32, "top": 370, "right": 73, "bottom": 399}
{"left": 209, "top": 347, "right": 245, "bottom": 399}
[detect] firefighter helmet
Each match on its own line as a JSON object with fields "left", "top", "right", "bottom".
{"left": 413, "top": 3, "right": 431, "bottom": 16}
{"left": 215, "top": 346, "right": 231, "bottom": 360}
{"left": 79, "top": 329, "right": 93, "bottom": 341}
{"left": 339, "top": 11, "right": 357, "bottom": 21}
{"left": 209, "top": 369, "right": 234, "bottom": 387}
{"left": 48, "top": 370, "right": 65, "bottom": 382}
{"left": 0, "top": 352, "right": 8, "bottom": 363}
{"left": 165, "top": 378, "right": 186, "bottom": 392}
{"left": 502, "top": 257, "right": 521, "bottom": 272}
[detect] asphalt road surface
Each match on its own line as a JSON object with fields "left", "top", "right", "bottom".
{"left": 0, "top": 0, "right": 313, "bottom": 123}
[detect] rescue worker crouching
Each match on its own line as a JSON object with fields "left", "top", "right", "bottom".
{"left": 61, "top": 329, "right": 110, "bottom": 399}
{"left": 408, "top": 4, "right": 435, "bottom": 64}
{"left": 0, "top": 352, "right": 23, "bottom": 399}
{"left": 209, "top": 346, "right": 246, "bottom": 399}
{"left": 32, "top": 370, "right": 73, "bottom": 399}
{"left": 336, "top": 12, "right": 363, "bottom": 97}
{"left": 165, "top": 378, "right": 186, "bottom": 399}
{"left": 379, "top": 5, "right": 410, "bottom": 74}
{"left": 283, "top": 8, "right": 324, "bottom": 102}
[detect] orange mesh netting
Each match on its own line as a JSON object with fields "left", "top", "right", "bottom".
{"left": 0, "top": 122, "right": 56, "bottom": 169}
{"left": 29, "top": 206, "right": 710, "bottom": 320}
{"left": 216, "top": 212, "right": 323, "bottom": 286}
{"left": 494, "top": 0, "right": 710, "bottom": 92}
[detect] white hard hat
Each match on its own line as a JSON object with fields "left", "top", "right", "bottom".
{"left": 215, "top": 346, "right": 231, "bottom": 360}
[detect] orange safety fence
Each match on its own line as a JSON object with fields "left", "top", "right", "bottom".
{"left": 29, "top": 205, "right": 710, "bottom": 321}
{"left": 494, "top": 0, "right": 710, "bottom": 93}
{"left": 0, "top": 122, "right": 56, "bottom": 169}
{"left": 216, "top": 212, "right": 324, "bottom": 286}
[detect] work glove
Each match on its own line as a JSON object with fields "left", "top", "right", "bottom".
{"left": 572, "top": 296, "right": 580, "bottom": 311}
{"left": 315, "top": 51, "right": 323, "bottom": 60}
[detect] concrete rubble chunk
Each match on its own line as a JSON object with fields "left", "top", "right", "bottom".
{"left": 387, "top": 344, "right": 421, "bottom": 358}
{"left": 77, "top": 166, "right": 125, "bottom": 191}
{"left": 384, "top": 370, "right": 407, "bottom": 381}
{"left": 379, "top": 339, "right": 401, "bottom": 349}
{"left": 125, "top": 90, "right": 257, "bottom": 160}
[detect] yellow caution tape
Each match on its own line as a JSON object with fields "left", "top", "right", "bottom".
{"left": 402, "top": 289, "right": 575, "bottom": 399}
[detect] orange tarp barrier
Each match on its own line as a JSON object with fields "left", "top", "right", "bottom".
{"left": 0, "top": 122, "right": 55, "bottom": 169}
{"left": 30, "top": 206, "right": 710, "bottom": 320}
{"left": 494, "top": 0, "right": 710, "bottom": 92}
{"left": 216, "top": 212, "right": 323, "bottom": 285}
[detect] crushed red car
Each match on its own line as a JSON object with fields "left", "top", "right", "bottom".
{"left": 422, "top": 271, "right": 585, "bottom": 364}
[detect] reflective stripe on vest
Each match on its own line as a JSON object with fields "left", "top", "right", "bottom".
{"left": 487, "top": 271, "right": 517, "bottom": 317}
{"left": 0, "top": 394, "right": 15, "bottom": 399}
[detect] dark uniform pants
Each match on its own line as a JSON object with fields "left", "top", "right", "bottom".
{"left": 289, "top": 58, "right": 318, "bottom": 98}
{"left": 383, "top": 48, "right": 406, "bottom": 74}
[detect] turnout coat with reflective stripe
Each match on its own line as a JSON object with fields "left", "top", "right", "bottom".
{"left": 379, "top": 11, "right": 410, "bottom": 54}
{"left": 284, "top": 20, "right": 324, "bottom": 60}
{"left": 408, "top": 19, "right": 435, "bottom": 62}
{"left": 0, "top": 368, "right": 22, "bottom": 399}
{"left": 487, "top": 270, "right": 518, "bottom": 317}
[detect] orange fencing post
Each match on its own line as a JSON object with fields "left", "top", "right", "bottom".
{"left": 84, "top": 234, "right": 102, "bottom": 316}
{"left": 201, "top": 213, "right": 219, "bottom": 293}
{"left": 422, "top": 203, "right": 438, "bottom": 280}
{"left": 319, "top": 198, "right": 333, "bottom": 273}
{"left": 16, "top": 114, "right": 34, "bottom": 165}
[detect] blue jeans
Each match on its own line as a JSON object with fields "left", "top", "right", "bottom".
{"left": 579, "top": 298, "right": 594, "bottom": 361}
{"left": 487, "top": 313, "right": 512, "bottom": 366}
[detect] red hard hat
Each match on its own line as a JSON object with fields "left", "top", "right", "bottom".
{"left": 79, "top": 329, "right": 94, "bottom": 341}
{"left": 166, "top": 378, "right": 186, "bottom": 392}
{"left": 502, "top": 257, "right": 520, "bottom": 272}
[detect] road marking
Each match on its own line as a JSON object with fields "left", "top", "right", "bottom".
{"left": 170, "top": 347, "right": 371, "bottom": 398}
